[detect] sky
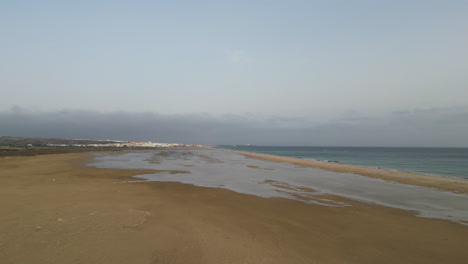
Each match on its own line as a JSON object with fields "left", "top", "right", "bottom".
{"left": 1, "top": 0, "right": 468, "bottom": 146}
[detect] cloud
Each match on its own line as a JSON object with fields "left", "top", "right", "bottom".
{"left": 0, "top": 107, "right": 467, "bottom": 147}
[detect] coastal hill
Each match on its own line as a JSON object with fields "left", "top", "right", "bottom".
{"left": 0, "top": 136, "right": 198, "bottom": 157}
{"left": 0, "top": 136, "right": 121, "bottom": 147}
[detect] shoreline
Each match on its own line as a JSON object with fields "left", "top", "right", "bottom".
{"left": 1, "top": 152, "right": 468, "bottom": 263}
{"left": 90, "top": 148, "right": 468, "bottom": 224}
{"left": 213, "top": 147, "right": 468, "bottom": 194}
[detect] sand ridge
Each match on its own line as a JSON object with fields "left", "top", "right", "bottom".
{"left": 217, "top": 148, "right": 468, "bottom": 194}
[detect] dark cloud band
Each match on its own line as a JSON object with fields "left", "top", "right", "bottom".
{"left": 1, "top": 107, "right": 467, "bottom": 147}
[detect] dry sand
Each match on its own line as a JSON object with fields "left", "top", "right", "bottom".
{"left": 1, "top": 152, "right": 468, "bottom": 264}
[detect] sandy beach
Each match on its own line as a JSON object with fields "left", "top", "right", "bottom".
{"left": 1, "top": 150, "right": 468, "bottom": 264}
{"left": 222, "top": 148, "right": 468, "bottom": 194}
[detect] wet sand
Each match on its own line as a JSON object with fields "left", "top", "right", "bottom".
{"left": 222, "top": 148, "right": 468, "bottom": 194}
{"left": 1, "top": 152, "right": 468, "bottom": 264}
{"left": 90, "top": 149, "right": 468, "bottom": 223}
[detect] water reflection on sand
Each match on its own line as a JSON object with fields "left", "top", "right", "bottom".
{"left": 89, "top": 149, "right": 468, "bottom": 224}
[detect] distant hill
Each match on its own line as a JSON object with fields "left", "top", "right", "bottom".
{"left": 0, "top": 136, "right": 122, "bottom": 147}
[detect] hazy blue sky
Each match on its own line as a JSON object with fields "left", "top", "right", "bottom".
{"left": 1, "top": 1, "right": 468, "bottom": 146}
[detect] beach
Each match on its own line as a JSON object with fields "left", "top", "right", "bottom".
{"left": 224, "top": 148, "right": 468, "bottom": 194}
{"left": 1, "top": 150, "right": 468, "bottom": 264}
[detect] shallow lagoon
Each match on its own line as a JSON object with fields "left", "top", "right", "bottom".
{"left": 89, "top": 149, "right": 468, "bottom": 224}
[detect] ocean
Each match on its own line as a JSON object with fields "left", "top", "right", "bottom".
{"left": 214, "top": 146, "right": 468, "bottom": 179}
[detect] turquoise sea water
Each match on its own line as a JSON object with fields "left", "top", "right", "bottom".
{"left": 215, "top": 146, "right": 468, "bottom": 179}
